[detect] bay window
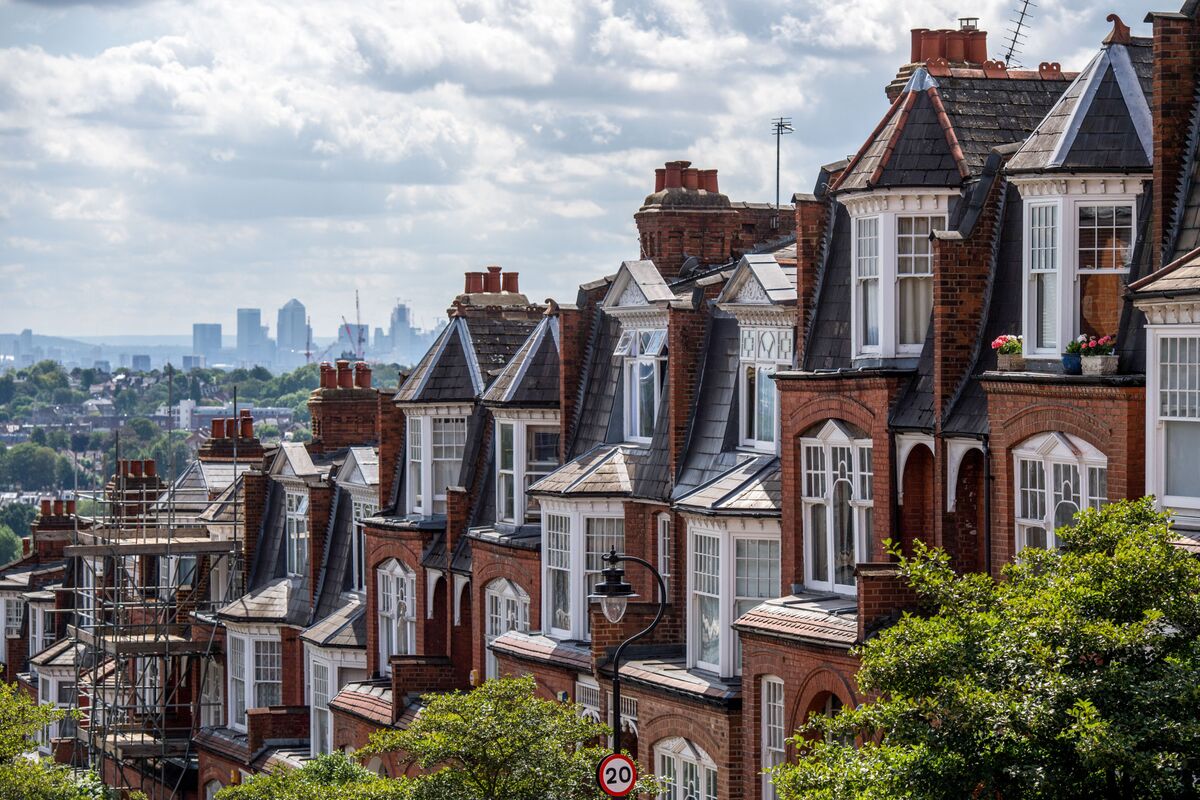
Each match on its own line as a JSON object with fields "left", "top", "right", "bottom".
{"left": 615, "top": 328, "right": 667, "bottom": 443}
{"left": 496, "top": 419, "right": 560, "bottom": 524}
{"left": 687, "top": 520, "right": 780, "bottom": 677}
{"left": 406, "top": 413, "right": 468, "bottom": 516}
{"left": 1152, "top": 334, "right": 1200, "bottom": 518}
{"left": 1013, "top": 431, "right": 1107, "bottom": 552}
{"left": 29, "top": 605, "right": 54, "bottom": 658}
{"left": 35, "top": 675, "right": 75, "bottom": 753}
{"left": 739, "top": 327, "right": 793, "bottom": 450}
{"left": 227, "top": 633, "right": 282, "bottom": 730}
{"left": 656, "top": 737, "right": 718, "bottom": 800}
{"left": 285, "top": 491, "right": 309, "bottom": 577}
{"left": 762, "top": 676, "right": 785, "bottom": 800}
{"left": 1020, "top": 184, "right": 1141, "bottom": 357}
{"left": 540, "top": 504, "right": 624, "bottom": 641}
{"left": 848, "top": 200, "right": 949, "bottom": 358}
{"left": 311, "top": 660, "right": 331, "bottom": 755}
{"left": 801, "top": 421, "right": 874, "bottom": 594}
{"left": 351, "top": 496, "right": 378, "bottom": 593}
{"left": 377, "top": 559, "right": 416, "bottom": 673}
{"left": 484, "top": 579, "right": 530, "bottom": 679}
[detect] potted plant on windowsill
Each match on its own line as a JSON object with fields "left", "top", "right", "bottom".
{"left": 991, "top": 334, "right": 1024, "bottom": 371}
{"left": 1063, "top": 337, "right": 1085, "bottom": 375}
{"left": 1080, "top": 334, "right": 1118, "bottom": 376}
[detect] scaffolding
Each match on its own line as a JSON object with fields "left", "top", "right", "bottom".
{"left": 62, "top": 378, "right": 247, "bottom": 799}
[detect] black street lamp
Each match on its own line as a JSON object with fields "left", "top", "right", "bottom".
{"left": 589, "top": 547, "right": 666, "bottom": 754}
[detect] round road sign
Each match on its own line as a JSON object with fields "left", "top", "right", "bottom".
{"left": 597, "top": 752, "right": 638, "bottom": 797}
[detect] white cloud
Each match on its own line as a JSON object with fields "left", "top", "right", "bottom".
{"left": 0, "top": 0, "right": 1154, "bottom": 337}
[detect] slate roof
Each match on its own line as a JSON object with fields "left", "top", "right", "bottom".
{"left": 675, "top": 456, "right": 781, "bottom": 516}
{"left": 481, "top": 315, "right": 561, "bottom": 406}
{"left": 29, "top": 637, "right": 84, "bottom": 669}
{"left": 1129, "top": 247, "right": 1200, "bottom": 298}
{"left": 1168, "top": 81, "right": 1200, "bottom": 259}
{"left": 313, "top": 486, "right": 353, "bottom": 619}
{"left": 216, "top": 577, "right": 309, "bottom": 625}
{"left": 835, "top": 67, "right": 1072, "bottom": 193}
{"left": 617, "top": 656, "right": 740, "bottom": 703}
{"left": 197, "top": 474, "right": 244, "bottom": 524}
{"left": 301, "top": 600, "right": 366, "bottom": 649}
{"left": 715, "top": 254, "right": 797, "bottom": 305}
{"left": 396, "top": 313, "right": 540, "bottom": 403}
{"left": 490, "top": 630, "right": 592, "bottom": 671}
{"left": 673, "top": 317, "right": 744, "bottom": 496}
{"left": 530, "top": 445, "right": 633, "bottom": 496}
{"left": 329, "top": 680, "right": 396, "bottom": 726}
{"left": 604, "top": 260, "right": 676, "bottom": 307}
{"left": 1008, "top": 39, "right": 1153, "bottom": 173}
{"left": 732, "top": 594, "right": 859, "bottom": 648}
{"left": 566, "top": 306, "right": 622, "bottom": 455}
{"left": 802, "top": 203, "right": 854, "bottom": 370}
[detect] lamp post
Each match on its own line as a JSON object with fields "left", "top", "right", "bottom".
{"left": 590, "top": 547, "right": 667, "bottom": 754}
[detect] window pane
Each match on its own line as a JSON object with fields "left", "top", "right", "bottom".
{"left": 408, "top": 417, "right": 423, "bottom": 510}
{"left": 1030, "top": 204, "right": 1059, "bottom": 350}
{"left": 755, "top": 366, "right": 776, "bottom": 443}
{"left": 1077, "top": 204, "right": 1133, "bottom": 270}
{"left": 856, "top": 217, "right": 880, "bottom": 348}
{"left": 808, "top": 505, "right": 828, "bottom": 584}
{"left": 1159, "top": 337, "right": 1200, "bottom": 419}
{"left": 1024, "top": 526, "right": 1048, "bottom": 550}
{"left": 638, "top": 361, "right": 657, "bottom": 439}
{"left": 1079, "top": 273, "right": 1122, "bottom": 340}
{"left": 1166, "top": 421, "right": 1200, "bottom": 497}
{"left": 898, "top": 276, "right": 932, "bottom": 345}
{"left": 693, "top": 533, "right": 721, "bottom": 666}
{"left": 432, "top": 417, "right": 467, "bottom": 514}
{"left": 860, "top": 279, "right": 879, "bottom": 347}
{"left": 546, "top": 514, "right": 571, "bottom": 631}
{"left": 697, "top": 595, "right": 720, "bottom": 666}
{"left": 833, "top": 481, "right": 855, "bottom": 586}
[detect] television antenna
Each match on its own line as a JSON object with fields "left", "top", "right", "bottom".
{"left": 771, "top": 117, "right": 794, "bottom": 224}
{"left": 1003, "top": 0, "right": 1037, "bottom": 67}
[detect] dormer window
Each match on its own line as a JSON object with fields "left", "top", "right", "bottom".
{"left": 739, "top": 327, "right": 793, "bottom": 450}
{"left": 284, "top": 491, "right": 309, "bottom": 578}
{"left": 406, "top": 412, "right": 468, "bottom": 516}
{"left": 615, "top": 328, "right": 666, "bottom": 443}
{"left": 847, "top": 194, "right": 950, "bottom": 358}
{"left": 497, "top": 420, "right": 560, "bottom": 524}
{"left": 1018, "top": 180, "right": 1141, "bottom": 357}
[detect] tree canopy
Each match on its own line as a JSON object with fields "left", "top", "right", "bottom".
{"left": 773, "top": 499, "right": 1200, "bottom": 800}
{"left": 0, "top": 681, "right": 106, "bottom": 800}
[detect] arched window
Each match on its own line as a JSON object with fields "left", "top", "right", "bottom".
{"left": 801, "top": 421, "right": 874, "bottom": 594}
{"left": 1013, "top": 432, "right": 1107, "bottom": 551}
{"left": 655, "top": 737, "right": 718, "bottom": 800}
{"left": 484, "top": 579, "right": 530, "bottom": 680}
{"left": 377, "top": 559, "right": 416, "bottom": 674}
{"left": 761, "top": 676, "right": 785, "bottom": 800}
{"left": 204, "top": 780, "right": 222, "bottom": 800}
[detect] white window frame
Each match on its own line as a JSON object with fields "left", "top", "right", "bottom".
{"left": 657, "top": 513, "right": 672, "bottom": 603}
{"left": 34, "top": 673, "right": 75, "bottom": 754}
{"left": 405, "top": 411, "right": 469, "bottom": 517}
{"left": 738, "top": 327, "right": 792, "bottom": 452}
{"left": 844, "top": 192, "right": 953, "bottom": 359}
{"left": 1013, "top": 431, "right": 1107, "bottom": 552}
{"left": 1148, "top": 329, "right": 1200, "bottom": 522}
{"left": 495, "top": 417, "right": 561, "bottom": 525}
{"left": 895, "top": 214, "right": 942, "bottom": 350}
{"left": 310, "top": 656, "right": 332, "bottom": 756}
{"left": 656, "top": 737, "right": 718, "bottom": 800}
{"left": 484, "top": 579, "right": 530, "bottom": 680}
{"left": 350, "top": 495, "right": 378, "bottom": 594}
{"left": 1020, "top": 190, "right": 1140, "bottom": 358}
{"left": 540, "top": 501, "right": 625, "bottom": 642}
{"left": 284, "top": 490, "right": 309, "bottom": 578}
{"left": 685, "top": 517, "right": 781, "bottom": 678}
{"left": 199, "top": 659, "right": 223, "bottom": 728}
{"left": 226, "top": 631, "right": 283, "bottom": 732}
{"left": 801, "top": 421, "right": 874, "bottom": 595}
{"left": 762, "top": 675, "right": 786, "bottom": 800}
{"left": 617, "top": 328, "right": 667, "bottom": 444}
{"left": 29, "top": 604, "right": 53, "bottom": 658}
{"left": 377, "top": 558, "right": 416, "bottom": 675}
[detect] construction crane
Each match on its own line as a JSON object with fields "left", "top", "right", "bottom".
{"left": 304, "top": 315, "right": 313, "bottom": 364}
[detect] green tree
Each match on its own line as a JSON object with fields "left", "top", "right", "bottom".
{"left": 29, "top": 429, "right": 46, "bottom": 447}
{"left": 0, "top": 506, "right": 33, "bottom": 539}
{"left": 215, "top": 751, "right": 406, "bottom": 800}
{"left": 126, "top": 417, "right": 158, "bottom": 442}
{"left": 0, "top": 526, "right": 20, "bottom": 567}
{"left": 4, "top": 444, "right": 58, "bottom": 489}
{"left": 0, "top": 680, "right": 103, "bottom": 800}
{"left": 45, "top": 430, "right": 68, "bottom": 451}
{"left": 364, "top": 676, "right": 659, "bottom": 800}
{"left": 773, "top": 499, "right": 1200, "bottom": 800}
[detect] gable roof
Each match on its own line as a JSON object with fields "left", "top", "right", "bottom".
{"left": 715, "top": 254, "right": 797, "bottom": 306}
{"left": 603, "top": 261, "right": 675, "bottom": 308}
{"left": 394, "top": 316, "right": 480, "bottom": 403}
{"left": 835, "top": 67, "right": 1072, "bottom": 193}
{"left": 336, "top": 446, "right": 379, "bottom": 488}
{"left": 481, "top": 315, "right": 561, "bottom": 406}
{"left": 1008, "top": 38, "right": 1153, "bottom": 173}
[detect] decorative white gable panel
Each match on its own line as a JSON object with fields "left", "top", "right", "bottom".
{"left": 739, "top": 327, "right": 794, "bottom": 363}
{"left": 617, "top": 280, "right": 649, "bottom": 307}
{"left": 732, "top": 276, "right": 771, "bottom": 305}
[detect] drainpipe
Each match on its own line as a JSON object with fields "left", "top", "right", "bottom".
{"left": 982, "top": 434, "right": 992, "bottom": 578}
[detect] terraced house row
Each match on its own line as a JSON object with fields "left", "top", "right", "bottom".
{"left": 2, "top": 3, "right": 1200, "bottom": 797}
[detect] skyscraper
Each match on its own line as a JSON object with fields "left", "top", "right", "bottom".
{"left": 192, "top": 323, "right": 222, "bottom": 362}
{"left": 236, "top": 308, "right": 264, "bottom": 363}
{"left": 277, "top": 299, "right": 308, "bottom": 354}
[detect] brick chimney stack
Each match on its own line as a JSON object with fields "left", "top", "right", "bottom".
{"left": 451, "top": 266, "right": 536, "bottom": 318}
{"left": 635, "top": 160, "right": 740, "bottom": 278}
{"left": 308, "top": 360, "right": 380, "bottom": 454}
{"left": 198, "top": 410, "right": 265, "bottom": 463}
{"left": 887, "top": 19, "right": 991, "bottom": 100}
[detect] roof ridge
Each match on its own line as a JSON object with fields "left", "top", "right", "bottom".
{"left": 830, "top": 81, "right": 911, "bottom": 193}
{"left": 925, "top": 85, "right": 971, "bottom": 179}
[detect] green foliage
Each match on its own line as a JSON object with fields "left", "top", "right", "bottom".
{"left": 29, "top": 429, "right": 46, "bottom": 447}
{"left": 773, "top": 499, "right": 1200, "bottom": 800}
{"left": 0, "top": 526, "right": 20, "bottom": 567}
{"left": 0, "top": 681, "right": 105, "bottom": 800}
{"left": 215, "top": 751, "right": 407, "bottom": 800}
{"left": 0, "top": 505, "right": 35, "bottom": 539}
{"left": 364, "top": 675, "right": 660, "bottom": 800}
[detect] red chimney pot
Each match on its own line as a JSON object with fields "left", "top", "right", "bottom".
{"left": 66, "top": 499, "right": 76, "bottom": 515}
{"left": 130, "top": 460, "right": 143, "bottom": 478}
{"left": 144, "top": 460, "right": 157, "bottom": 478}
{"left": 664, "top": 160, "right": 689, "bottom": 189}
{"left": 227, "top": 418, "right": 237, "bottom": 438}
{"left": 683, "top": 168, "right": 700, "bottom": 190}
{"left": 654, "top": 168, "right": 666, "bottom": 192}
{"left": 911, "top": 28, "right": 928, "bottom": 62}
{"left": 946, "top": 30, "right": 966, "bottom": 61}
{"left": 53, "top": 499, "right": 64, "bottom": 516}
{"left": 240, "top": 416, "right": 254, "bottom": 439}
{"left": 40, "top": 499, "right": 51, "bottom": 517}
{"left": 212, "top": 418, "right": 226, "bottom": 439}
{"left": 701, "top": 169, "right": 719, "bottom": 193}
{"left": 966, "top": 30, "right": 988, "bottom": 63}
{"left": 336, "top": 359, "right": 353, "bottom": 389}
{"left": 484, "top": 266, "right": 502, "bottom": 293}
{"left": 354, "top": 362, "right": 372, "bottom": 389}
{"left": 501, "top": 272, "right": 519, "bottom": 293}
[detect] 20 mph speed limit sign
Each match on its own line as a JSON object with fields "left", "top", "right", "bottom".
{"left": 597, "top": 752, "right": 638, "bottom": 797}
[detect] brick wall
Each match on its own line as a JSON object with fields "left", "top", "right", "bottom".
{"left": 376, "top": 394, "right": 406, "bottom": 510}
{"left": 331, "top": 710, "right": 412, "bottom": 777}
{"left": 983, "top": 378, "right": 1145, "bottom": 575}
{"left": 307, "top": 483, "right": 333, "bottom": 608}
{"left": 1151, "top": 9, "right": 1200, "bottom": 265}
{"left": 792, "top": 195, "right": 830, "bottom": 360}
{"left": 363, "top": 523, "right": 444, "bottom": 675}
{"left": 856, "top": 562, "right": 921, "bottom": 641}
{"left": 899, "top": 445, "right": 935, "bottom": 555}
{"left": 246, "top": 705, "right": 309, "bottom": 753}
{"left": 281, "top": 626, "right": 307, "bottom": 706}
{"left": 629, "top": 687, "right": 743, "bottom": 800}
{"left": 308, "top": 363, "right": 380, "bottom": 455}
{"left": 469, "top": 538, "right": 542, "bottom": 676}
{"left": 242, "top": 469, "right": 268, "bottom": 589}
{"left": 389, "top": 655, "right": 461, "bottom": 717}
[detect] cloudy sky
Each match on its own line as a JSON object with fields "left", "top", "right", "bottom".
{"left": 0, "top": 0, "right": 1152, "bottom": 339}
